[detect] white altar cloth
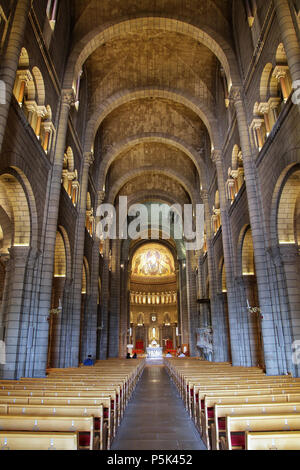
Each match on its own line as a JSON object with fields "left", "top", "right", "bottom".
{"left": 147, "top": 346, "right": 163, "bottom": 358}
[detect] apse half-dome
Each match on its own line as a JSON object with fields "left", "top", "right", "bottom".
{"left": 131, "top": 243, "right": 175, "bottom": 278}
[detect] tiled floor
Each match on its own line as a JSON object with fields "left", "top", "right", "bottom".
{"left": 111, "top": 359, "right": 207, "bottom": 451}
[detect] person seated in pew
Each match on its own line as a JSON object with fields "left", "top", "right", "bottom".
{"left": 83, "top": 355, "right": 95, "bottom": 366}
{"left": 132, "top": 353, "right": 137, "bottom": 359}
{"left": 178, "top": 352, "right": 186, "bottom": 358}
{"left": 166, "top": 351, "right": 172, "bottom": 357}
{"left": 126, "top": 353, "right": 132, "bottom": 359}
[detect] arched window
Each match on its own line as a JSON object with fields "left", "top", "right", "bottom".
{"left": 13, "top": 53, "right": 55, "bottom": 152}
{"left": 226, "top": 145, "right": 244, "bottom": 202}
{"left": 273, "top": 44, "right": 293, "bottom": 104}
{"left": 251, "top": 45, "right": 293, "bottom": 153}
{"left": 86, "top": 192, "right": 95, "bottom": 237}
{"left": 62, "top": 147, "right": 80, "bottom": 206}
{"left": 212, "top": 191, "right": 221, "bottom": 235}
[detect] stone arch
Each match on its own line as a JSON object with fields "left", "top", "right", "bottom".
{"left": 65, "top": 17, "right": 237, "bottom": 91}
{"left": 240, "top": 226, "right": 255, "bottom": 276}
{"left": 99, "top": 133, "right": 204, "bottom": 192}
{"left": 86, "top": 192, "right": 92, "bottom": 211}
{"left": 82, "top": 257, "right": 90, "bottom": 295}
{"left": 18, "top": 47, "right": 29, "bottom": 68}
{"left": 276, "top": 43, "right": 288, "bottom": 64}
{"left": 65, "top": 146, "right": 75, "bottom": 172}
{"left": 219, "top": 257, "right": 227, "bottom": 293}
{"left": 271, "top": 164, "right": 300, "bottom": 246}
{"left": 260, "top": 63, "right": 277, "bottom": 102}
{"left": 32, "top": 66, "right": 45, "bottom": 106}
{"left": 53, "top": 231, "right": 66, "bottom": 278}
{"left": 58, "top": 226, "right": 72, "bottom": 280}
{"left": 215, "top": 190, "right": 220, "bottom": 210}
{"left": 108, "top": 167, "right": 199, "bottom": 207}
{"left": 0, "top": 171, "right": 32, "bottom": 249}
{"left": 84, "top": 88, "right": 219, "bottom": 155}
{"left": 231, "top": 144, "right": 240, "bottom": 171}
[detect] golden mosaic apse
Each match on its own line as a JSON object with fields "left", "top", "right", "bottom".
{"left": 131, "top": 244, "right": 175, "bottom": 278}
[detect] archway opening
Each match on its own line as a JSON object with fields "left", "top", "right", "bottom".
{"left": 129, "top": 242, "right": 179, "bottom": 357}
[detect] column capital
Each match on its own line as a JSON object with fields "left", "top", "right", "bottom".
{"left": 211, "top": 149, "right": 222, "bottom": 164}
{"left": 8, "top": 245, "right": 30, "bottom": 264}
{"left": 98, "top": 191, "right": 106, "bottom": 203}
{"left": 229, "top": 86, "right": 243, "bottom": 105}
{"left": 279, "top": 244, "right": 299, "bottom": 264}
{"left": 273, "top": 65, "right": 289, "bottom": 81}
{"left": 61, "top": 89, "right": 76, "bottom": 108}
{"left": 200, "top": 189, "right": 209, "bottom": 200}
{"left": 258, "top": 102, "right": 270, "bottom": 115}
{"left": 16, "top": 69, "right": 33, "bottom": 84}
{"left": 84, "top": 151, "right": 95, "bottom": 167}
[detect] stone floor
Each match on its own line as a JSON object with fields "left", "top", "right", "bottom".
{"left": 111, "top": 359, "right": 207, "bottom": 450}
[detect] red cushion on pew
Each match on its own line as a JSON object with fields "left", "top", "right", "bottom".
{"left": 201, "top": 400, "right": 204, "bottom": 409}
{"left": 218, "top": 418, "right": 226, "bottom": 431}
{"left": 79, "top": 433, "right": 90, "bottom": 447}
{"left": 111, "top": 400, "right": 114, "bottom": 411}
{"left": 207, "top": 408, "right": 214, "bottom": 419}
{"left": 104, "top": 410, "right": 109, "bottom": 418}
{"left": 231, "top": 433, "right": 246, "bottom": 449}
{"left": 190, "top": 389, "right": 194, "bottom": 397}
{"left": 94, "top": 418, "right": 100, "bottom": 430}
{"left": 196, "top": 395, "right": 199, "bottom": 403}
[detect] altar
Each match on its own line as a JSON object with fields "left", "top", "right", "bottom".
{"left": 147, "top": 340, "right": 163, "bottom": 358}
{"left": 147, "top": 346, "right": 163, "bottom": 358}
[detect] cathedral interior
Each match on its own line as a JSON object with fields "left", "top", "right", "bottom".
{"left": 0, "top": 0, "right": 300, "bottom": 452}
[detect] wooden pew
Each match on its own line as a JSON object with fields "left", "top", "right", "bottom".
{"left": 201, "top": 394, "right": 289, "bottom": 448}
{"left": 246, "top": 431, "right": 300, "bottom": 450}
{"left": 224, "top": 413, "right": 300, "bottom": 450}
{"left": 8, "top": 405, "right": 105, "bottom": 449}
{"left": 0, "top": 431, "right": 78, "bottom": 450}
{"left": 211, "top": 402, "right": 300, "bottom": 450}
{"left": 0, "top": 415, "right": 94, "bottom": 450}
{"left": 28, "top": 396, "right": 113, "bottom": 447}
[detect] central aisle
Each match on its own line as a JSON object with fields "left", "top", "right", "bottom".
{"left": 111, "top": 360, "right": 207, "bottom": 450}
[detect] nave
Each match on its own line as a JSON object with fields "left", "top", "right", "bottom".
{"left": 1, "top": 356, "right": 300, "bottom": 450}
{"left": 111, "top": 360, "right": 206, "bottom": 451}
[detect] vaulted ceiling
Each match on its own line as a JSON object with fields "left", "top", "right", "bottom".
{"left": 68, "top": 0, "right": 235, "bottom": 213}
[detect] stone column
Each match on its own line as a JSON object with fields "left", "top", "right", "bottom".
{"left": 108, "top": 238, "right": 121, "bottom": 358}
{"left": 16, "top": 248, "right": 41, "bottom": 378}
{"left": 212, "top": 151, "right": 250, "bottom": 365}
{"left": 201, "top": 188, "right": 230, "bottom": 362}
{"left": 178, "top": 260, "right": 189, "bottom": 347}
{"left": 81, "top": 237, "right": 101, "bottom": 363}
{"left": 273, "top": 0, "right": 300, "bottom": 113}
{"left": 186, "top": 250, "right": 198, "bottom": 357}
{"left": 98, "top": 237, "right": 110, "bottom": 360}
{"left": 280, "top": 244, "right": 300, "bottom": 357}
{"left": 0, "top": 0, "right": 32, "bottom": 153}
{"left": 0, "top": 246, "right": 30, "bottom": 379}
{"left": 67, "top": 151, "right": 95, "bottom": 366}
{"left": 119, "top": 261, "right": 129, "bottom": 358}
{"left": 230, "top": 87, "right": 290, "bottom": 374}
{"left": 32, "top": 89, "right": 75, "bottom": 377}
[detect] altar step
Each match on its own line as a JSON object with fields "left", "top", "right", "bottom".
{"left": 111, "top": 362, "right": 206, "bottom": 450}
